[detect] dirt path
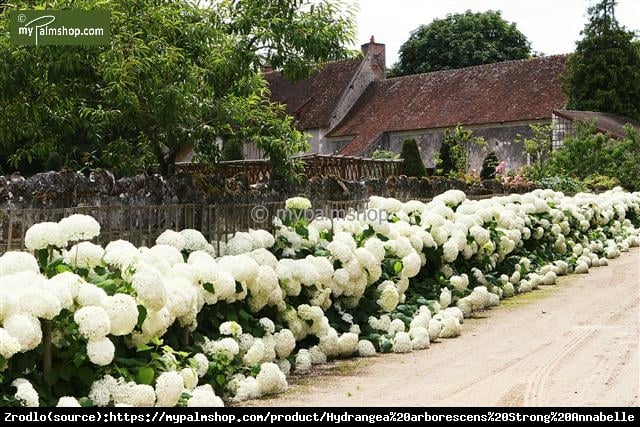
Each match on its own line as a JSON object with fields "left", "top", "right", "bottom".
{"left": 246, "top": 248, "right": 640, "bottom": 407}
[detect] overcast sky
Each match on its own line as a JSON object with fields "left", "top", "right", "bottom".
{"left": 354, "top": 0, "right": 640, "bottom": 66}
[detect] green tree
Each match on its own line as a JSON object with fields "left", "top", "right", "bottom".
{"left": 399, "top": 138, "right": 426, "bottom": 177}
{"left": 547, "top": 122, "right": 640, "bottom": 191}
{"left": 563, "top": 0, "right": 640, "bottom": 120}
{"left": 435, "top": 125, "right": 487, "bottom": 177}
{"left": 389, "top": 10, "right": 531, "bottom": 77}
{"left": 221, "top": 140, "right": 245, "bottom": 162}
{"left": 0, "top": 0, "right": 357, "bottom": 178}
{"left": 515, "top": 123, "right": 552, "bottom": 179}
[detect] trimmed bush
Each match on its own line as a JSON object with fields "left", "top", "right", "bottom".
{"left": 480, "top": 152, "right": 499, "bottom": 180}
{"left": 399, "top": 138, "right": 426, "bottom": 177}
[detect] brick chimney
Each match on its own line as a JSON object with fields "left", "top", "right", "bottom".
{"left": 361, "top": 35, "right": 386, "bottom": 80}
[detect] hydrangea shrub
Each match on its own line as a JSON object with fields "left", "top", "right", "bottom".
{"left": 1, "top": 188, "right": 639, "bottom": 406}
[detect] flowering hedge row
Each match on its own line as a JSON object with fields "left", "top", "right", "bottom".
{"left": 1, "top": 189, "right": 639, "bottom": 407}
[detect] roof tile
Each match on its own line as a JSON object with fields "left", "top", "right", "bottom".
{"left": 328, "top": 55, "right": 569, "bottom": 155}
{"left": 264, "top": 57, "right": 363, "bottom": 129}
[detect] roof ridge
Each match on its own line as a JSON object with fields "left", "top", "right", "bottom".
{"left": 384, "top": 54, "right": 571, "bottom": 83}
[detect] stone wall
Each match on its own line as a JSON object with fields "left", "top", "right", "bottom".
{"left": 364, "top": 121, "right": 548, "bottom": 171}
{"left": 0, "top": 169, "right": 531, "bottom": 211}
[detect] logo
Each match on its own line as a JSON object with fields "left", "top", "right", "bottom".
{"left": 10, "top": 10, "right": 110, "bottom": 46}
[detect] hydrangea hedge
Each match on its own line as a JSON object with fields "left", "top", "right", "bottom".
{"left": 1, "top": 188, "right": 639, "bottom": 407}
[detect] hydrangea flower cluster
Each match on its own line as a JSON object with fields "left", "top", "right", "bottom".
{"left": 1, "top": 188, "right": 639, "bottom": 407}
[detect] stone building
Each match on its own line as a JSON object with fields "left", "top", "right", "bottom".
{"left": 261, "top": 37, "right": 568, "bottom": 171}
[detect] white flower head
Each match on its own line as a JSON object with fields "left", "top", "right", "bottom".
{"left": 219, "top": 321, "right": 243, "bottom": 337}
{"left": 59, "top": 214, "right": 100, "bottom": 242}
{"left": 87, "top": 337, "right": 115, "bottom": 366}
{"left": 285, "top": 197, "right": 312, "bottom": 210}
{"left": 156, "top": 230, "right": 186, "bottom": 251}
{"left": 25, "top": 222, "right": 67, "bottom": 251}
{"left": 155, "top": 371, "right": 184, "bottom": 407}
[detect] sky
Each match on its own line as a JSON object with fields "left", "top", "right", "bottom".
{"left": 354, "top": 0, "right": 640, "bottom": 66}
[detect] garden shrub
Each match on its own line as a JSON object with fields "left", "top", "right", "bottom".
{"left": 399, "top": 139, "right": 426, "bottom": 177}
{"left": 480, "top": 152, "right": 499, "bottom": 180}
{"left": 1, "top": 189, "right": 639, "bottom": 406}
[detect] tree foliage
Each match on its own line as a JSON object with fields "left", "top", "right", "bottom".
{"left": 435, "top": 125, "right": 487, "bottom": 177}
{"left": 389, "top": 10, "right": 531, "bottom": 77}
{"left": 563, "top": 0, "right": 640, "bottom": 120}
{"left": 399, "top": 138, "right": 426, "bottom": 177}
{"left": 0, "top": 0, "right": 357, "bottom": 178}
{"left": 515, "top": 123, "right": 552, "bottom": 180}
{"left": 546, "top": 122, "right": 640, "bottom": 191}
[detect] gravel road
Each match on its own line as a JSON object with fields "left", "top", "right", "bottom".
{"left": 245, "top": 248, "right": 639, "bottom": 407}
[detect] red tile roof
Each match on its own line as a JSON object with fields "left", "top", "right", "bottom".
{"left": 264, "top": 57, "right": 363, "bottom": 130}
{"left": 328, "top": 55, "right": 569, "bottom": 155}
{"left": 553, "top": 109, "right": 640, "bottom": 139}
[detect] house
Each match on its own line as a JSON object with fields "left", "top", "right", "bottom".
{"left": 261, "top": 37, "right": 568, "bottom": 171}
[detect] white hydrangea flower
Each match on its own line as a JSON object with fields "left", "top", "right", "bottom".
{"left": 128, "top": 384, "right": 156, "bottom": 407}
{"left": 100, "top": 293, "right": 138, "bottom": 336}
{"left": 18, "top": 286, "right": 61, "bottom": 320}
{"left": 439, "top": 317, "right": 462, "bottom": 338}
{"left": 156, "top": 230, "right": 187, "bottom": 251}
{"left": 192, "top": 353, "right": 210, "bottom": 377}
{"left": 12, "top": 378, "right": 39, "bottom": 407}
{"left": 409, "top": 327, "right": 430, "bottom": 350}
{"left": 187, "top": 384, "right": 224, "bottom": 407}
{"left": 242, "top": 339, "right": 265, "bottom": 366}
{"left": 56, "top": 396, "right": 81, "bottom": 407}
{"left": 3, "top": 314, "right": 42, "bottom": 351}
{"left": 337, "top": 332, "right": 359, "bottom": 357}
{"left": 450, "top": 274, "right": 469, "bottom": 290}
{"left": 225, "top": 232, "right": 254, "bottom": 255}
{"left": 180, "top": 229, "right": 209, "bottom": 252}
{"left": 357, "top": 339, "right": 376, "bottom": 357}
{"left": 219, "top": 321, "right": 243, "bottom": 337}
{"left": 131, "top": 265, "right": 167, "bottom": 311}
{"left": 63, "top": 242, "right": 105, "bottom": 269}
{"left": 76, "top": 282, "right": 108, "bottom": 307}
{"left": 392, "top": 332, "right": 412, "bottom": 353}
{"left": 205, "top": 337, "right": 240, "bottom": 359}
{"left": 25, "top": 222, "right": 67, "bottom": 251}
{"left": 181, "top": 367, "right": 198, "bottom": 390}
{"left": 274, "top": 329, "right": 296, "bottom": 359}
{"left": 259, "top": 318, "right": 276, "bottom": 335}
{"left": 0, "top": 252, "right": 39, "bottom": 277}
{"left": 87, "top": 337, "right": 115, "bottom": 366}
{"left": 285, "top": 197, "right": 312, "bottom": 210}
{"left": 309, "top": 345, "right": 327, "bottom": 365}
{"left": 0, "top": 327, "right": 22, "bottom": 358}
{"left": 295, "top": 349, "right": 312, "bottom": 373}
{"left": 376, "top": 281, "right": 399, "bottom": 312}
{"left": 74, "top": 306, "right": 111, "bottom": 340}
{"left": 427, "top": 319, "right": 443, "bottom": 341}
{"left": 89, "top": 375, "right": 118, "bottom": 407}
{"left": 256, "top": 362, "right": 288, "bottom": 396}
{"left": 59, "top": 214, "right": 100, "bottom": 242}
{"left": 401, "top": 252, "right": 421, "bottom": 278}
{"left": 439, "top": 288, "right": 451, "bottom": 308}
{"left": 155, "top": 371, "right": 184, "bottom": 407}
{"left": 104, "top": 240, "right": 140, "bottom": 269}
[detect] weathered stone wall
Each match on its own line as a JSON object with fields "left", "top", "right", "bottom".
{"left": 365, "top": 121, "right": 548, "bottom": 171}
{"left": 0, "top": 170, "right": 531, "bottom": 210}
